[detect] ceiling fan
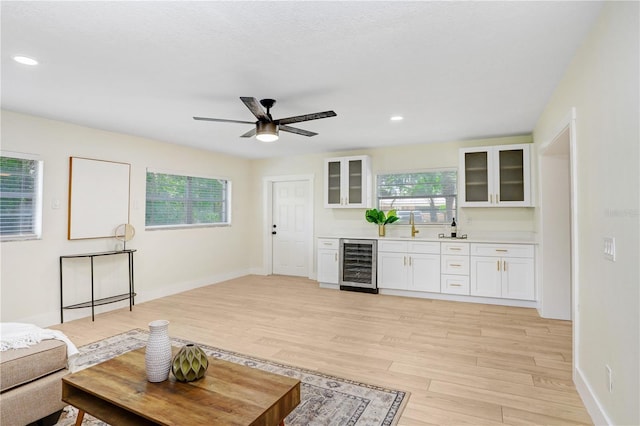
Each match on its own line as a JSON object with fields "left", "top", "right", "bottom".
{"left": 193, "top": 97, "right": 337, "bottom": 142}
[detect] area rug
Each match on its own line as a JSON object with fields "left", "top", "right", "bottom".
{"left": 56, "top": 329, "right": 408, "bottom": 426}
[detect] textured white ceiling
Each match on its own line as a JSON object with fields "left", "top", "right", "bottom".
{"left": 1, "top": 1, "right": 603, "bottom": 159}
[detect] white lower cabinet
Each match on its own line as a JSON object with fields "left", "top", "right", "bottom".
{"left": 440, "top": 242, "right": 470, "bottom": 295}
{"left": 408, "top": 252, "right": 441, "bottom": 292}
{"left": 441, "top": 275, "right": 470, "bottom": 295}
{"left": 317, "top": 238, "right": 339, "bottom": 284}
{"left": 378, "top": 241, "right": 440, "bottom": 292}
{"left": 317, "top": 237, "right": 536, "bottom": 306}
{"left": 470, "top": 244, "right": 535, "bottom": 300}
{"left": 502, "top": 257, "right": 535, "bottom": 300}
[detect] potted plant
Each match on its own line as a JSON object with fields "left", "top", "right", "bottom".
{"left": 365, "top": 209, "right": 399, "bottom": 237}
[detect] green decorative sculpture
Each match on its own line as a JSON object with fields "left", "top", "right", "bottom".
{"left": 171, "top": 343, "right": 209, "bottom": 382}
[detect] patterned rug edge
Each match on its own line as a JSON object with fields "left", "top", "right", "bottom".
{"left": 65, "top": 328, "right": 410, "bottom": 426}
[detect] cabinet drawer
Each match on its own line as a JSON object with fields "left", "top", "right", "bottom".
{"left": 317, "top": 238, "right": 339, "bottom": 249}
{"left": 408, "top": 241, "right": 440, "bottom": 255}
{"left": 441, "top": 275, "right": 470, "bottom": 295}
{"left": 441, "top": 256, "right": 470, "bottom": 275}
{"left": 378, "top": 240, "right": 408, "bottom": 253}
{"left": 441, "top": 242, "right": 470, "bottom": 255}
{"left": 471, "top": 244, "right": 534, "bottom": 258}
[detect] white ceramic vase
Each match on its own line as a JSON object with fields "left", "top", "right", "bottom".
{"left": 145, "top": 319, "right": 172, "bottom": 382}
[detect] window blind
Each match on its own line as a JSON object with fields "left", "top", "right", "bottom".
{"left": 145, "top": 171, "right": 229, "bottom": 227}
{"left": 0, "top": 155, "right": 43, "bottom": 239}
{"left": 377, "top": 169, "right": 457, "bottom": 224}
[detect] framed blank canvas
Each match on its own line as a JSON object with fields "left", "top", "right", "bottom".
{"left": 68, "top": 157, "right": 131, "bottom": 240}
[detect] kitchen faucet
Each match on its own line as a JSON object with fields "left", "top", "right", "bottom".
{"left": 410, "top": 212, "right": 419, "bottom": 238}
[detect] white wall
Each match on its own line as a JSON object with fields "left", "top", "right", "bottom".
{"left": 249, "top": 135, "right": 535, "bottom": 274}
{"left": 0, "top": 111, "right": 536, "bottom": 326}
{"left": 533, "top": 2, "right": 639, "bottom": 424}
{"left": 0, "top": 110, "right": 253, "bottom": 326}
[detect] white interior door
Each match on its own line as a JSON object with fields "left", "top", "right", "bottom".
{"left": 272, "top": 180, "right": 310, "bottom": 276}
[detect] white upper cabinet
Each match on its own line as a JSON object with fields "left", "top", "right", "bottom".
{"left": 459, "top": 144, "right": 533, "bottom": 207}
{"left": 324, "top": 155, "right": 372, "bottom": 208}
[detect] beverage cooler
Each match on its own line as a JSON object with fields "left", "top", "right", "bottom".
{"left": 339, "top": 239, "right": 377, "bottom": 294}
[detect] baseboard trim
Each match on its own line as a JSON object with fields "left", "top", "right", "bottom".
{"left": 39, "top": 269, "right": 251, "bottom": 327}
{"left": 249, "top": 267, "right": 268, "bottom": 276}
{"left": 574, "top": 366, "right": 611, "bottom": 425}
{"left": 377, "top": 289, "right": 537, "bottom": 308}
{"left": 136, "top": 269, "right": 249, "bottom": 304}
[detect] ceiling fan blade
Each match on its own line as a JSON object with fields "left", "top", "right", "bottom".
{"left": 277, "top": 110, "right": 337, "bottom": 125}
{"left": 193, "top": 117, "right": 255, "bottom": 124}
{"left": 279, "top": 125, "right": 318, "bottom": 137}
{"left": 240, "top": 97, "right": 269, "bottom": 121}
{"left": 240, "top": 128, "right": 257, "bottom": 138}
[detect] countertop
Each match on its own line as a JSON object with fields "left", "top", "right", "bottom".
{"left": 317, "top": 232, "right": 538, "bottom": 245}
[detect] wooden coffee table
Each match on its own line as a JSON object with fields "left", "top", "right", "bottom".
{"left": 62, "top": 347, "right": 300, "bottom": 425}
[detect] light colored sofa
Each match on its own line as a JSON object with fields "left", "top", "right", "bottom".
{"left": 0, "top": 339, "right": 69, "bottom": 426}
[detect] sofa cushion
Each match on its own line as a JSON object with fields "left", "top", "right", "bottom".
{"left": 0, "top": 339, "right": 67, "bottom": 392}
{"left": 0, "top": 367, "right": 67, "bottom": 426}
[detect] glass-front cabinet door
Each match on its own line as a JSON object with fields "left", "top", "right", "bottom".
{"left": 324, "top": 155, "right": 371, "bottom": 208}
{"left": 498, "top": 148, "right": 526, "bottom": 203}
{"left": 326, "top": 160, "right": 342, "bottom": 206}
{"left": 347, "top": 159, "right": 363, "bottom": 205}
{"left": 459, "top": 144, "right": 532, "bottom": 207}
{"left": 463, "top": 150, "right": 490, "bottom": 204}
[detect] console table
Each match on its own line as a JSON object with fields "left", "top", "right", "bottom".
{"left": 60, "top": 249, "right": 136, "bottom": 323}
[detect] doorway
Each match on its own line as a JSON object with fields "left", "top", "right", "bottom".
{"left": 538, "top": 113, "right": 577, "bottom": 322}
{"left": 263, "top": 175, "right": 314, "bottom": 278}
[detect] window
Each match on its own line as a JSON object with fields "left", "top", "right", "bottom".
{"left": 0, "top": 153, "right": 43, "bottom": 240}
{"left": 377, "top": 169, "right": 457, "bottom": 224}
{"left": 145, "top": 170, "right": 230, "bottom": 228}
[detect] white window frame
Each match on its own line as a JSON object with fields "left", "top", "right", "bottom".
{"left": 145, "top": 168, "right": 232, "bottom": 230}
{"left": 0, "top": 151, "right": 43, "bottom": 241}
{"left": 376, "top": 168, "right": 457, "bottom": 225}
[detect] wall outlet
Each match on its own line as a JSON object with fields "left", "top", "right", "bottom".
{"left": 605, "top": 365, "right": 613, "bottom": 393}
{"left": 603, "top": 237, "right": 616, "bottom": 261}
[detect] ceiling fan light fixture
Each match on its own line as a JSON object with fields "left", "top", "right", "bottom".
{"left": 256, "top": 121, "right": 279, "bottom": 142}
{"left": 13, "top": 55, "right": 39, "bottom": 66}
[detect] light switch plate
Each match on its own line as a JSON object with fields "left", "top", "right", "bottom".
{"left": 603, "top": 237, "right": 616, "bottom": 261}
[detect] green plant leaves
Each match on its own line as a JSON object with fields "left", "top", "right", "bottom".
{"left": 365, "top": 209, "right": 399, "bottom": 225}
{"left": 385, "top": 209, "right": 399, "bottom": 225}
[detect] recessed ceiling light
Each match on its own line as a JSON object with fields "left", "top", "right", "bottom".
{"left": 390, "top": 116, "right": 404, "bottom": 121}
{"left": 13, "top": 56, "right": 39, "bottom": 66}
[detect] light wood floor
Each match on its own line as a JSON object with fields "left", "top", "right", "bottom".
{"left": 52, "top": 275, "right": 592, "bottom": 425}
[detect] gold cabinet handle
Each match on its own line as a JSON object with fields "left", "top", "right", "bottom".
{"left": 404, "top": 256, "right": 407, "bottom": 266}
{"left": 490, "top": 194, "right": 493, "bottom": 204}
{"left": 449, "top": 247, "right": 462, "bottom": 251}
{"left": 503, "top": 260, "right": 507, "bottom": 271}
{"left": 496, "top": 249, "right": 508, "bottom": 252}
{"left": 450, "top": 263, "right": 462, "bottom": 267}
{"left": 409, "top": 256, "right": 412, "bottom": 266}
{"left": 450, "top": 283, "right": 462, "bottom": 287}
{"left": 497, "top": 260, "right": 500, "bottom": 271}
